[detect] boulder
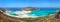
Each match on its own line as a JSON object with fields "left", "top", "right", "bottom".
{"left": 55, "top": 10, "right": 60, "bottom": 19}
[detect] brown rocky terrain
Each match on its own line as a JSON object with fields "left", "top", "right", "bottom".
{"left": 0, "top": 13, "right": 60, "bottom": 22}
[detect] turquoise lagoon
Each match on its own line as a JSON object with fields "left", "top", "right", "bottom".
{"left": 6, "top": 10, "right": 56, "bottom": 17}
{"left": 5, "top": 8, "right": 60, "bottom": 17}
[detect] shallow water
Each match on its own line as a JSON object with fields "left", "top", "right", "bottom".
{"left": 6, "top": 10, "right": 56, "bottom": 17}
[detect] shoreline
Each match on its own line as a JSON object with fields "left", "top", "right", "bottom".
{"left": 4, "top": 12, "right": 56, "bottom": 18}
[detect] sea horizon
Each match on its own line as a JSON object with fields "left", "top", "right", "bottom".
{"left": 3, "top": 7, "right": 60, "bottom": 11}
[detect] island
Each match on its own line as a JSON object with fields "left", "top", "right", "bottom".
{"left": 22, "top": 7, "right": 40, "bottom": 11}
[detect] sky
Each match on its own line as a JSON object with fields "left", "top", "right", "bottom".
{"left": 0, "top": 0, "right": 60, "bottom": 8}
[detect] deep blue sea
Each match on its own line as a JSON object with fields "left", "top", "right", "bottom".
{"left": 5, "top": 8, "right": 60, "bottom": 17}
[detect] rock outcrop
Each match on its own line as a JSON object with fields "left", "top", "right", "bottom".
{"left": 55, "top": 10, "right": 60, "bottom": 19}
{"left": 22, "top": 7, "right": 40, "bottom": 11}
{"left": 0, "top": 8, "right": 6, "bottom": 12}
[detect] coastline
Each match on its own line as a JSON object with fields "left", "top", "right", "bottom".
{"left": 1, "top": 12, "right": 59, "bottom": 22}
{"left": 2, "top": 10, "right": 56, "bottom": 18}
